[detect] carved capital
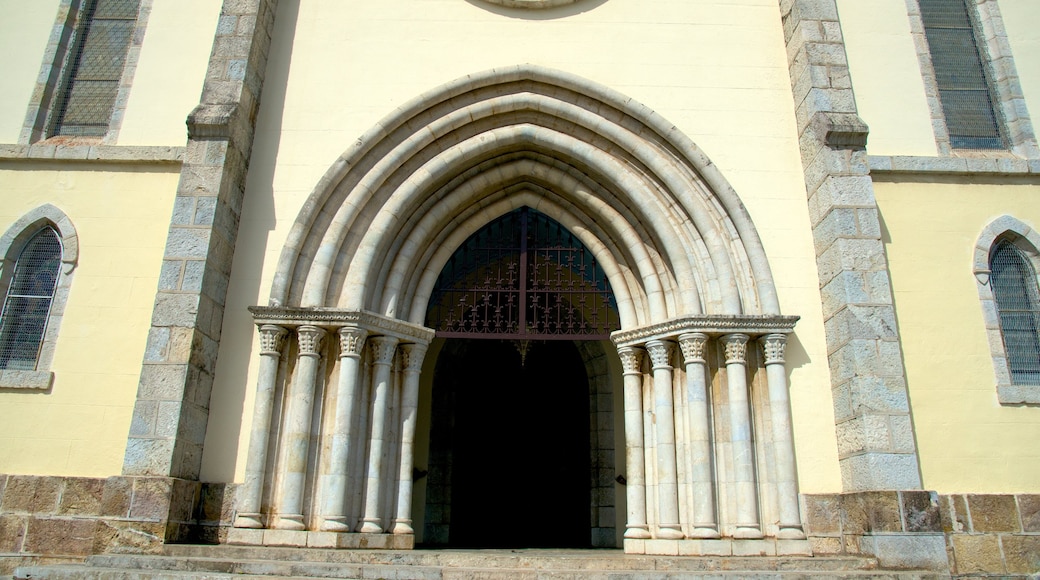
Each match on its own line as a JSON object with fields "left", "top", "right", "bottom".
{"left": 370, "top": 336, "right": 399, "bottom": 366}
{"left": 721, "top": 333, "right": 749, "bottom": 365}
{"left": 296, "top": 326, "right": 326, "bottom": 358}
{"left": 678, "top": 332, "right": 708, "bottom": 365}
{"left": 399, "top": 343, "right": 428, "bottom": 373}
{"left": 338, "top": 327, "right": 367, "bottom": 359}
{"left": 258, "top": 325, "right": 288, "bottom": 356}
{"left": 645, "top": 340, "right": 674, "bottom": 369}
{"left": 617, "top": 346, "right": 644, "bottom": 374}
{"left": 760, "top": 333, "right": 787, "bottom": 365}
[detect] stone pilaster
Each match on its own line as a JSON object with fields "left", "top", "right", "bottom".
{"left": 360, "top": 336, "right": 399, "bottom": 534}
{"left": 124, "top": 0, "right": 280, "bottom": 480}
{"left": 646, "top": 340, "right": 683, "bottom": 539}
{"left": 391, "top": 343, "right": 428, "bottom": 535}
{"left": 721, "top": 334, "right": 762, "bottom": 539}
{"left": 618, "top": 346, "right": 651, "bottom": 539}
{"left": 779, "top": 0, "right": 922, "bottom": 490}
{"left": 678, "top": 333, "right": 718, "bottom": 538}
{"left": 760, "top": 334, "right": 805, "bottom": 539}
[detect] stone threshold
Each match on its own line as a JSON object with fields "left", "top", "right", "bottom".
{"left": 227, "top": 527, "right": 414, "bottom": 550}
{"left": 624, "top": 537, "right": 812, "bottom": 557}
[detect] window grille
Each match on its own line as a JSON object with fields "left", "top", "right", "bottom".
{"left": 919, "top": 0, "right": 1004, "bottom": 149}
{"left": 52, "top": 0, "right": 141, "bottom": 137}
{"left": 990, "top": 240, "right": 1040, "bottom": 386}
{"left": 0, "top": 228, "right": 62, "bottom": 371}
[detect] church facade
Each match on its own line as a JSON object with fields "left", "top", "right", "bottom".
{"left": 0, "top": 0, "right": 1038, "bottom": 575}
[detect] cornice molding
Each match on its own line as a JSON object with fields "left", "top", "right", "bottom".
{"left": 248, "top": 306, "right": 435, "bottom": 344}
{"left": 611, "top": 314, "right": 799, "bottom": 348}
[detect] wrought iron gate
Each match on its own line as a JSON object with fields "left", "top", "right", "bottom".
{"left": 426, "top": 207, "right": 619, "bottom": 340}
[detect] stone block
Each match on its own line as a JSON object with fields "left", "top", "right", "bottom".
{"left": 24, "top": 518, "right": 96, "bottom": 556}
{"left": 1018, "top": 494, "right": 1040, "bottom": 532}
{"left": 122, "top": 438, "right": 176, "bottom": 477}
{"left": 128, "top": 477, "right": 174, "bottom": 522}
{"left": 900, "top": 491, "right": 940, "bottom": 532}
{"left": 262, "top": 529, "right": 307, "bottom": 547}
{"left": 0, "top": 515, "right": 27, "bottom": 552}
{"left": 1002, "top": 534, "right": 1040, "bottom": 574}
{"left": 390, "top": 534, "right": 414, "bottom": 550}
{"left": 776, "top": 539, "right": 812, "bottom": 556}
{"left": 951, "top": 533, "right": 1004, "bottom": 574}
{"left": 93, "top": 520, "right": 165, "bottom": 554}
{"left": 57, "top": 478, "right": 105, "bottom": 516}
{"left": 643, "top": 539, "right": 679, "bottom": 555}
{"left": 623, "top": 538, "right": 645, "bottom": 554}
{"left": 677, "top": 539, "right": 731, "bottom": 556}
{"left": 356, "top": 533, "right": 391, "bottom": 549}
{"left": 306, "top": 531, "right": 338, "bottom": 548}
{"left": 227, "top": 527, "right": 263, "bottom": 545}
{"left": 967, "top": 494, "right": 1019, "bottom": 532}
{"left": 865, "top": 533, "right": 948, "bottom": 571}
{"left": 197, "top": 483, "right": 235, "bottom": 525}
{"left": 803, "top": 494, "right": 841, "bottom": 534}
{"left": 839, "top": 452, "right": 922, "bottom": 491}
{"left": 100, "top": 477, "right": 133, "bottom": 517}
{"left": 733, "top": 539, "right": 776, "bottom": 556}
{"left": 3, "top": 476, "right": 61, "bottom": 515}
{"left": 809, "top": 535, "right": 842, "bottom": 554}
{"left": 841, "top": 491, "right": 902, "bottom": 534}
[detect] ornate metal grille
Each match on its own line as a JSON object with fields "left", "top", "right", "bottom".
{"left": 426, "top": 207, "right": 619, "bottom": 340}
{"left": 990, "top": 240, "right": 1040, "bottom": 385}
{"left": 0, "top": 228, "right": 62, "bottom": 370}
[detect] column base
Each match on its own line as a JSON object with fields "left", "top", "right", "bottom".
{"left": 656, "top": 526, "right": 684, "bottom": 540}
{"left": 689, "top": 526, "right": 720, "bottom": 539}
{"left": 233, "top": 513, "right": 265, "bottom": 529}
{"left": 777, "top": 526, "right": 806, "bottom": 540}
{"left": 624, "top": 526, "right": 652, "bottom": 539}
{"left": 733, "top": 526, "right": 764, "bottom": 539}
{"left": 320, "top": 517, "right": 351, "bottom": 532}
{"left": 359, "top": 519, "right": 383, "bottom": 534}
{"left": 272, "top": 514, "right": 306, "bottom": 530}
{"left": 390, "top": 519, "right": 414, "bottom": 534}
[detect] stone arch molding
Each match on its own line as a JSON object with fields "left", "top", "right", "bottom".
{"left": 238, "top": 65, "right": 807, "bottom": 552}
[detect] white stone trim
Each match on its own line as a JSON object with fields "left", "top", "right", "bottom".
{"left": 19, "top": 0, "right": 154, "bottom": 145}
{"left": 973, "top": 215, "right": 1040, "bottom": 404}
{"left": 903, "top": 0, "right": 1039, "bottom": 157}
{"left": 0, "top": 204, "right": 79, "bottom": 388}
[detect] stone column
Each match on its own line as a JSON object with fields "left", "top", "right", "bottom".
{"left": 391, "top": 343, "right": 427, "bottom": 534}
{"left": 678, "top": 333, "right": 719, "bottom": 538}
{"left": 359, "top": 335, "right": 399, "bottom": 533}
{"left": 618, "top": 346, "right": 650, "bottom": 539}
{"left": 234, "top": 324, "right": 288, "bottom": 528}
{"left": 273, "top": 325, "right": 326, "bottom": 530}
{"left": 318, "top": 327, "right": 367, "bottom": 532}
{"left": 646, "top": 340, "right": 683, "bottom": 539}
{"left": 761, "top": 334, "right": 805, "bottom": 539}
{"left": 722, "top": 333, "right": 762, "bottom": 539}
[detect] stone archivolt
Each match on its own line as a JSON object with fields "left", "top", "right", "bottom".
{"left": 235, "top": 65, "right": 806, "bottom": 552}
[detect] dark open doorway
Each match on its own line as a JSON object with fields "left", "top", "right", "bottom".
{"left": 423, "top": 338, "right": 591, "bottom": 548}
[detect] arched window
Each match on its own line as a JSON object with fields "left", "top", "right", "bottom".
{"left": 990, "top": 240, "right": 1040, "bottom": 386}
{"left": 974, "top": 215, "right": 1040, "bottom": 404}
{"left": 0, "top": 205, "right": 79, "bottom": 390}
{"left": 0, "top": 228, "right": 62, "bottom": 371}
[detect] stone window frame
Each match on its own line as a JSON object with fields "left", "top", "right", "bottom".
{"left": 904, "top": 0, "right": 1039, "bottom": 158}
{"left": 973, "top": 215, "right": 1040, "bottom": 405}
{"left": 0, "top": 205, "right": 79, "bottom": 390}
{"left": 19, "top": 0, "right": 153, "bottom": 145}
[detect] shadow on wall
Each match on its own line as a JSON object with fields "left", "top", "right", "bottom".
{"left": 464, "top": 0, "right": 610, "bottom": 20}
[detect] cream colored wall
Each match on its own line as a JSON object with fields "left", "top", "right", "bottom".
{"left": 0, "top": 164, "right": 178, "bottom": 477}
{"left": 0, "top": 0, "right": 61, "bottom": 144}
{"left": 118, "top": 0, "right": 222, "bottom": 146}
{"left": 836, "top": 0, "right": 937, "bottom": 156}
{"left": 876, "top": 180, "right": 1040, "bottom": 493}
{"left": 202, "top": 0, "right": 843, "bottom": 494}
{"left": 1000, "top": 0, "right": 1040, "bottom": 125}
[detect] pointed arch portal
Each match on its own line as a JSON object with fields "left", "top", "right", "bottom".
{"left": 234, "top": 65, "right": 810, "bottom": 555}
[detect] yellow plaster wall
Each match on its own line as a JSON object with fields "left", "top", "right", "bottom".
{"left": 0, "top": 164, "right": 178, "bottom": 477}
{"left": 118, "top": 0, "right": 222, "bottom": 146}
{"left": 0, "top": 0, "right": 61, "bottom": 144}
{"left": 202, "top": 0, "right": 843, "bottom": 493}
{"left": 836, "top": 0, "right": 937, "bottom": 157}
{"left": 876, "top": 179, "right": 1040, "bottom": 493}
{"left": 1000, "top": 0, "right": 1040, "bottom": 123}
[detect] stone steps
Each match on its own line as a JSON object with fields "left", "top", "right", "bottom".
{"left": 13, "top": 545, "right": 951, "bottom": 579}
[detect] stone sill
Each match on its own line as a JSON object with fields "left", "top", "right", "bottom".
{"left": 868, "top": 155, "right": 1040, "bottom": 176}
{"left": 0, "top": 370, "right": 53, "bottom": 390}
{"left": 0, "top": 143, "right": 184, "bottom": 164}
{"left": 997, "top": 384, "right": 1040, "bottom": 405}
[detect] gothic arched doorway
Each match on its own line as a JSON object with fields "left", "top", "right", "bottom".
{"left": 420, "top": 207, "right": 619, "bottom": 548}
